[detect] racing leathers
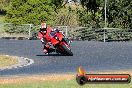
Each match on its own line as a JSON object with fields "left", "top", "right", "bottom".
{"left": 38, "top": 26, "right": 53, "bottom": 54}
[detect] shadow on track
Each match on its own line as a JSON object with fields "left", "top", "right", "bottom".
{"left": 36, "top": 54, "right": 71, "bottom": 56}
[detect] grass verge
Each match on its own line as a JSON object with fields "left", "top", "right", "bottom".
{"left": 0, "top": 55, "right": 18, "bottom": 67}
{"left": 0, "top": 73, "right": 131, "bottom": 88}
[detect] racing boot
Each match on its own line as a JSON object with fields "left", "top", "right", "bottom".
{"left": 43, "top": 44, "right": 50, "bottom": 55}
{"left": 43, "top": 48, "right": 49, "bottom": 55}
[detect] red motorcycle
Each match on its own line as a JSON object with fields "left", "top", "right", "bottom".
{"left": 49, "top": 30, "right": 73, "bottom": 56}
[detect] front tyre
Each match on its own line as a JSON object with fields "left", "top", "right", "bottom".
{"left": 61, "top": 44, "right": 73, "bottom": 56}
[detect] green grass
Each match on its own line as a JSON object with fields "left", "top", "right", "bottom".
{"left": 0, "top": 78, "right": 131, "bottom": 88}
{"left": 0, "top": 55, "right": 18, "bottom": 67}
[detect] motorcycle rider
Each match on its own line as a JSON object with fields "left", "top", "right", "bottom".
{"left": 38, "top": 20, "right": 54, "bottom": 54}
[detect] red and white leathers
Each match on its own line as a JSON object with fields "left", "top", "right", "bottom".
{"left": 38, "top": 24, "right": 53, "bottom": 54}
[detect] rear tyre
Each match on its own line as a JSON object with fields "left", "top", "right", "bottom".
{"left": 61, "top": 44, "right": 73, "bottom": 56}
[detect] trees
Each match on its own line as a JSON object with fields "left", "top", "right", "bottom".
{"left": 51, "top": 0, "right": 66, "bottom": 12}
{"left": 0, "top": 0, "right": 10, "bottom": 9}
{"left": 54, "top": 6, "right": 78, "bottom": 26}
{"left": 0, "top": 0, "right": 10, "bottom": 15}
{"left": 76, "top": 9, "right": 103, "bottom": 27}
{"left": 107, "top": 0, "right": 132, "bottom": 29}
{"left": 3, "top": 0, "right": 132, "bottom": 29}
{"left": 5, "top": 0, "right": 55, "bottom": 25}
{"left": 75, "top": 0, "right": 132, "bottom": 29}
{"left": 53, "top": 0, "right": 99, "bottom": 12}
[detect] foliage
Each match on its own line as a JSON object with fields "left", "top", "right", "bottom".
{"left": 4, "top": 24, "right": 29, "bottom": 34}
{"left": 54, "top": 5, "right": 78, "bottom": 26}
{"left": 76, "top": 0, "right": 132, "bottom": 29}
{"left": 51, "top": 0, "right": 68, "bottom": 12}
{"left": 0, "top": 0, "right": 10, "bottom": 10}
{"left": 5, "top": 0, "right": 55, "bottom": 25}
{"left": 76, "top": 28, "right": 132, "bottom": 41}
{"left": 1, "top": 0, "right": 132, "bottom": 29}
{"left": 76, "top": 9, "right": 103, "bottom": 27}
{"left": 107, "top": 0, "right": 132, "bottom": 29}
{"left": 80, "top": 0, "right": 99, "bottom": 13}
{"left": 0, "top": 0, "right": 10, "bottom": 15}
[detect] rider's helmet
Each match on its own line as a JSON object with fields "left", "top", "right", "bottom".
{"left": 40, "top": 20, "right": 47, "bottom": 31}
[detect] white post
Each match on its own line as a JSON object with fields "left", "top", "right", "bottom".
{"left": 29, "top": 24, "right": 32, "bottom": 38}
{"left": 66, "top": 26, "right": 68, "bottom": 37}
{"left": 104, "top": 29, "right": 106, "bottom": 42}
{"left": 105, "top": 0, "right": 107, "bottom": 28}
{"left": 104, "top": 0, "right": 107, "bottom": 42}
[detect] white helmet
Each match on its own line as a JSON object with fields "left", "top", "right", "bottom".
{"left": 40, "top": 22, "right": 47, "bottom": 29}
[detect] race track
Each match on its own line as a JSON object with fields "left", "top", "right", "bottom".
{"left": 0, "top": 39, "right": 132, "bottom": 76}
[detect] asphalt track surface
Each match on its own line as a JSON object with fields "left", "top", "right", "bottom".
{"left": 0, "top": 39, "right": 132, "bottom": 76}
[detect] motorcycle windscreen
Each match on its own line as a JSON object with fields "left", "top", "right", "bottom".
{"left": 50, "top": 31, "right": 56, "bottom": 37}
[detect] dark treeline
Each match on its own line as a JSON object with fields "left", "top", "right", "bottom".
{"left": 0, "top": 0, "right": 131, "bottom": 29}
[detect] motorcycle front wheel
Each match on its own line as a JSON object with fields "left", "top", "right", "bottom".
{"left": 61, "top": 44, "right": 73, "bottom": 56}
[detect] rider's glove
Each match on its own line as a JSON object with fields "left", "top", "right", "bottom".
{"left": 41, "top": 38, "right": 45, "bottom": 44}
